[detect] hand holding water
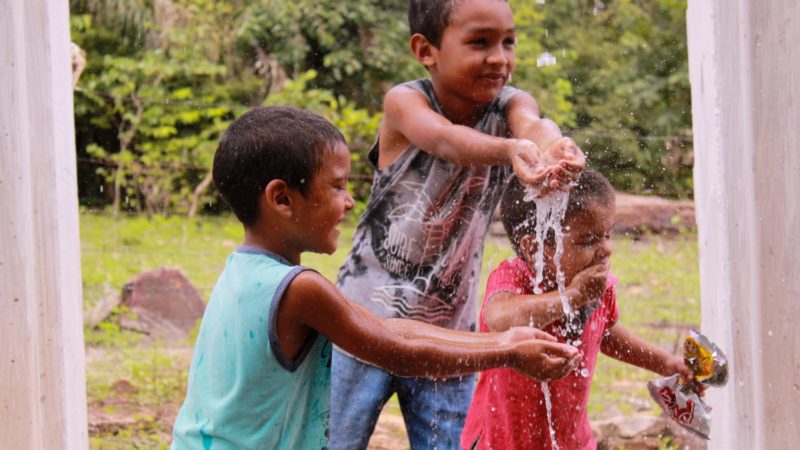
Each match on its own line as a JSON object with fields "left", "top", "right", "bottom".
{"left": 542, "top": 137, "right": 585, "bottom": 191}
{"left": 503, "top": 326, "right": 581, "bottom": 381}
{"left": 509, "top": 136, "right": 586, "bottom": 195}
{"left": 508, "top": 138, "right": 549, "bottom": 187}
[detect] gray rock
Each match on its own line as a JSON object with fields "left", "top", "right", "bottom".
{"left": 119, "top": 267, "right": 205, "bottom": 340}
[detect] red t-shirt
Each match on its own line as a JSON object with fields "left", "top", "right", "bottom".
{"left": 461, "top": 258, "right": 618, "bottom": 450}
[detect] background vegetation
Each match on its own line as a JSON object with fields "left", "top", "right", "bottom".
{"left": 71, "top": 0, "right": 693, "bottom": 218}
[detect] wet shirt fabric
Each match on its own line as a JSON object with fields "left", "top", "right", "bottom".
{"left": 171, "top": 246, "right": 332, "bottom": 450}
{"left": 461, "top": 257, "right": 619, "bottom": 450}
{"left": 337, "top": 78, "right": 517, "bottom": 332}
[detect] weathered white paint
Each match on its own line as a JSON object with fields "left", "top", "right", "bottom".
{"left": 688, "top": 0, "right": 800, "bottom": 448}
{"left": 1, "top": 0, "right": 88, "bottom": 448}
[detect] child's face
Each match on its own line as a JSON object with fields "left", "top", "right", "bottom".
{"left": 292, "top": 142, "right": 355, "bottom": 255}
{"left": 431, "top": 0, "right": 516, "bottom": 105}
{"left": 523, "top": 201, "right": 615, "bottom": 289}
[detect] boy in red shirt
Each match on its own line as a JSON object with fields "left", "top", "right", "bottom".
{"left": 461, "top": 169, "right": 692, "bottom": 450}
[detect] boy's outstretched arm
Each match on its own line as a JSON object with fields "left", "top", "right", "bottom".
{"left": 506, "top": 92, "right": 585, "bottom": 189}
{"left": 485, "top": 290, "right": 567, "bottom": 331}
{"left": 600, "top": 324, "right": 691, "bottom": 378}
{"left": 379, "top": 86, "right": 549, "bottom": 186}
{"left": 280, "top": 271, "right": 580, "bottom": 381}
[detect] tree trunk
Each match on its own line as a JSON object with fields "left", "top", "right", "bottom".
{"left": 188, "top": 169, "right": 213, "bottom": 218}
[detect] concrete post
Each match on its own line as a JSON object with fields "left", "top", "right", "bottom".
{"left": 0, "top": 0, "right": 89, "bottom": 448}
{"left": 687, "top": 0, "right": 800, "bottom": 448}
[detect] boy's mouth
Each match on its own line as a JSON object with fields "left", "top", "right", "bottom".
{"left": 481, "top": 72, "right": 507, "bottom": 82}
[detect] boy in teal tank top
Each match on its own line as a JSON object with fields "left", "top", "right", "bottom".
{"left": 171, "top": 106, "right": 581, "bottom": 449}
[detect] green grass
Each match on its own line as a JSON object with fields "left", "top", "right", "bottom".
{"left": 81, "top": 213, "right": 700, "bottom": 446}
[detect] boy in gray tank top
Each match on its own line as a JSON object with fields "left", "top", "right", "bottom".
{"left": 331, "top": 1, "right": 586, "bottom": 449}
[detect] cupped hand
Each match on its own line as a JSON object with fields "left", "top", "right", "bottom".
{"left": 507, "top": 327, "right": 581, "bottom": 381}
{"left": 508, "top": 139, "right": 550, "bottom": 187}
{"left": 501, "top": 325, "right": 559, "bottom": 344}
{"left": 541, "top": 137, "right": 586, "bottom": 191}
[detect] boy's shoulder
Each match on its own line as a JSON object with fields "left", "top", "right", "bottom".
{"left": 486, "top": 257, "right": 531, "bottom": 293}
{"left": 384, "top": 79, "right": 433, "bottom": 106}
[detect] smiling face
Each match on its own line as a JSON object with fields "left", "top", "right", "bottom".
{"left": 427, "top": 0, "right": 517, "bottom": 108}
{"left": 521, "top": 200, "right": 615, "bottom": 290}
{"left": 291, "top": 142, "right": 355, "bottom": 255}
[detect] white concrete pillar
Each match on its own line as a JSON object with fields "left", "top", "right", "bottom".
{"left": 0, "top": 0, "right": 88, "bottom": 448}
{"left": 688, "top": 0, "right": 800, "bottom": 448}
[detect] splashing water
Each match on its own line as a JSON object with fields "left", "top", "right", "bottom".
{"left": 523, "top": 187, "right": 585, "bottom": 344}
{"left": 541, "top": 382, "right": 559, "bottom": 450}
{"left": 523, "top": 184, "right": 594, "bottom": 449}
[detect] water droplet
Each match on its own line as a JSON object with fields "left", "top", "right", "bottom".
{"left": 536, "top": 51, "right": 557, "bottom": 68}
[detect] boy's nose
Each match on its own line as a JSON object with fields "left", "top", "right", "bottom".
{"left": 597, "top": 239, "right": 612, "bottom": 259}
{"left": 486, "top": 45, "right": 509, "bottom": 66}
{"left": 345, "top": 192, "right": 355, "bottom": 210}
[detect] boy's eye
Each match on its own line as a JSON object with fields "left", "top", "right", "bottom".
{"left": 503, "top": 38, "right": 516, "bottom": 47}
{"left": 470, "top": 38, "right": 488, "bottom": 47}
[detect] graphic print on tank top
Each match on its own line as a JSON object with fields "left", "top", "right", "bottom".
{"left": 337, "top": 78, "right": 518, "bottom": 330}
{"left": 368, "top": 166, "right": 493, "bottom": 324}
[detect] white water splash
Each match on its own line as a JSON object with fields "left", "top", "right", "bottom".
{"left": 525, "top": 184, "right": 597, "bottom": 449}
{"left": 523, "top": 185, "right": 593, "bottom": 347}
{"left": 541, "top": 382, "right": 559, "bottom": 450}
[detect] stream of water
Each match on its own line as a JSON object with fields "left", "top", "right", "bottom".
{"left": 523, "top": 186, "right": 580, "bottom": 449}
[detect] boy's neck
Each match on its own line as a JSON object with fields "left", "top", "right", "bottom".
{"left": 521, "top": 258, "right": 558, "bottom": 293}
{"left": 430, "top": 78, "right": 490, "bottom": 127}
{"left": 243, "top": 226, "right": 301, "bottom": 266}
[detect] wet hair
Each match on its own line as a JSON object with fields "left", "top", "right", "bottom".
{"left": 212, "top": 106, "right": 345, "bottom": 226}
{"left": 408, "top": 0, "right": 509, "bottom": 47}
{"left": 500, "top": 168, "right": 615, "bottom": 254}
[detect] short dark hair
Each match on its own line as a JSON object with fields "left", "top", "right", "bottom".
{"left": 408, "top": 0, "right": 455, "bottom": 47}
{"left": 408, "top": 0, "right": 510, "bottom": 47}
{"left": 500, "top": 168, "right": 615, "bottom": 254}
{"left": 212, "top": 106, "right": 345, "bottom": 226}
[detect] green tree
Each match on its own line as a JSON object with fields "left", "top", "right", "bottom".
{"left": 511, "top": 0, "right": 693, "bottom": 197}
{"left": 236, "top": 0, "right": 421, "bottom": 108}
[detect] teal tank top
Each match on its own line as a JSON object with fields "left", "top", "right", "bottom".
{"left": 171, "top": 246, "right": 332, "bottom": 449}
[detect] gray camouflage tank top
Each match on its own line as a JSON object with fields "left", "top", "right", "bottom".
{"left": 337, "top": 79, "right": 518, "bottom": 331}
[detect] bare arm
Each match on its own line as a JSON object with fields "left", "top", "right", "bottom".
{"left": 507, "top": 92, "right": 585, "bottom": 188}
{"left": 485, "top": 290, "right": 566, "bottom": 331}
{"left": 281, "top": 271, "right": 579, "bottom": 381}
{"left": 601, "top": 324, "right": 690, "bottom": 378}
{"left": 379, "top": 86, "right": 547, "bottom": 185}
{"left": 485, "top": 262, "right": 610, "bottom": 332}
{"left": 507, "top": 91, "right": 562, "bottom": 150}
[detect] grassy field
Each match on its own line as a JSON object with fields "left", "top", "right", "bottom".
{"left": 81, "top": 212, "right": 700, "bottom": 448}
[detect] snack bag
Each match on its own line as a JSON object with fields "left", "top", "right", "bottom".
{"left": 648, "top": 330, "right": 729, "bottom": 440}
{"left": 648, "top": 374, "right": 713, "bottom": 439}
{"left": 684, "top": 329, "right": 729, "bottom": 386}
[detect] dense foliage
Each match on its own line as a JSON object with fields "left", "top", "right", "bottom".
{"left": 71, "top": 0, "right": 693, "bottom": 216}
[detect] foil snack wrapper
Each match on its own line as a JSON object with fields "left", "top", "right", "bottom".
{"left": 648, "top": 374, "right": 712, "bottom": 439}
{"left": 648, "top": 330, "right": 729, "bottom": 440}
{"left": 684, "top": 329, "right": 729, "bottom": 386}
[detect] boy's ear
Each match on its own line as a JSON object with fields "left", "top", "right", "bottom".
{"left": 517, "top": 234, "right": 540, "bottom": 266}
{"left": 263, "top": 179, "right": 294, "bottom": 218}
{"left": 410, "top": 33, "right": 436, "bottom": 69}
